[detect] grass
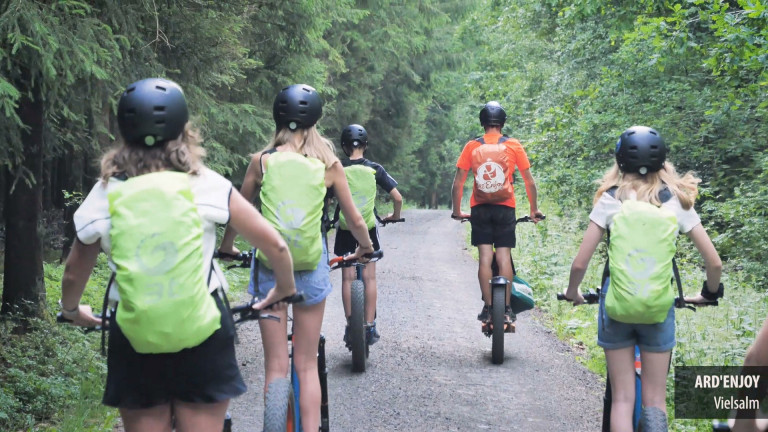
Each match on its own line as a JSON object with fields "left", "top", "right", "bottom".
{"left": 463, "top": 198, "right": 768, "bottom": 431}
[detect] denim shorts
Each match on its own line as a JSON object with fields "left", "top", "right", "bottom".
{"left": 248, "top": 241, "right": 332, "bottom": 306}
{"left": 597, "top": 278, "right": 676, "bottom": 352}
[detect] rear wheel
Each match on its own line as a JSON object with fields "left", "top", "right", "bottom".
{"left": 491, "top": 284, "right": 505, "bottom": 364}
{"left": 350, "top": 279, "right": 367, "bottom": 372}
{"left": 264, "top": 378, "right": 295, "bottom": 432}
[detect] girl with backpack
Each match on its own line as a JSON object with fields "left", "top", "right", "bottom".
{"left": 218, "top": 84, "right": 374, "bottom": 432}
{"left": 562, "top": 126, "right": 723, "bottom": 431}
{"left": 59, "top": 78, "right": 297, "bottom": 432}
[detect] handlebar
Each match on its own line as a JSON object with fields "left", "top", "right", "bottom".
{"left": 214, "top": 250, "right": 253, "bottom": 269}
{"left": 452, "top": 214, "right": 547, "bottom": 223}
{"left": 57, "top": 292, "right": 307, "bottom": 330}
{"left": 230, "top": 293, "right": 306, "bottom": 324}
{"left": 329, "top": 250, "right": 384, "bottom": 270}
{"left": 555, "top": 287, "right": 719, "bottom": 307}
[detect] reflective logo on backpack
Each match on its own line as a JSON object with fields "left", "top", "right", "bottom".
{"left": 475, "top": 160, "right": 506, "bottom": 193}
{"left": 276, "top": 200, "right": 307, "bottom": 248}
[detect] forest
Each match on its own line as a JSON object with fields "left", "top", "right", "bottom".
{"left": 1, "top": 0, "right": 766, "bottom": 430}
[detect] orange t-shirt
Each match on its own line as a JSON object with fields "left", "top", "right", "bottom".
{"left": 456, "top": 132, "right": 531, "bottom": 208}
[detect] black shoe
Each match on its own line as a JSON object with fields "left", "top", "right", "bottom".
{"left": 477, "top": 305, "right": 490, "bottom": 321}
{"left": 343, "top": 324, "right": 351, "bottom": 351}
{"left": 504, "top": 305, "right": 516, "bottom": 323}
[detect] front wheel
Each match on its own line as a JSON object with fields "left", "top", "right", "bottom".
{"left": 491, "top": 284, "right": 505, "bottom": 365}
{"left": 350, "top": 279, "right": 367, "bottom": 372}
{"left": 264, "top": 378, "right": 296, "bottom": 432}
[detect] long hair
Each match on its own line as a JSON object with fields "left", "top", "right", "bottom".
{"left": 594, "top": 161, "right": 700, "bottom": 209}
{"left": 263, "top": 126, "right": 339, "bottom": 168}
{"left": 100, "top": 122, "right": 206, "bottom": 182}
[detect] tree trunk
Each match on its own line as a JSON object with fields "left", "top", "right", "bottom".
{"left": 2, "top": 87, "right": 46, "bottom": 318}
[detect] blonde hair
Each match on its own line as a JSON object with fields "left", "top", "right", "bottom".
{"left": 263, "top": 126, "right": 339, "bottom": 168}
{"left": 100, "top": 122, "right": 206, "bottom": 182}
{"left": 594, "top": 161, "right": 701, "bottom": 209}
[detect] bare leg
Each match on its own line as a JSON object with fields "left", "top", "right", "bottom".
{"left": 174, "top": 399, "right": 230, "bottom": 432}
{"left": 120, "top": 404, "right": 173, "bottom": 432}
{"left": 259, "top": 308, "right": 290, "bottom": 395}
{"left": 292, "top": 299, "right": 326, "bottom": 432}
{"left": 477, "top": 244, "right": 494, "bottom": 304}
{"left": 340, "top": 267, "right": 355, "bottom": 318}
{"left": 605, "top": 346, "right": 637, "bottom": 432}
{"left": 494, "top": 247, "right": 513, "bottom": 305}
{"left": 362, "top": 261, "right": 377, "bottom": 323}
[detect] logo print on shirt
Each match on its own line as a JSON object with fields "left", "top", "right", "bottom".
{"left": 475, "top": 160, "right": 505, "bottom": 193}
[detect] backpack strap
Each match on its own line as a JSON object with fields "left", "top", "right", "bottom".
{"left": 259, "top": 148, "right": 278, "bottom": 174}
{"left": 474, "top": 135, "right": 510, "bottom": 145}
{"left": 99, "top": 271, "right": 117, "bottom": 356}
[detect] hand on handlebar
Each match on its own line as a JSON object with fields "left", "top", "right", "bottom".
{"left": 530, "top": 211, "right": 545, "bottom": 223}
{"left": 683, "top": 294, "right": 720, "bottom": 306}
{"left": 253, "top": 286, "right": 298, "bottom": 312}
{"left": 61, "top": 305, "right": 103, "bottom": 327}
{"left": 347, "top": 244, "right": 375, "bottom": 263}
{"left": 561, "top": 290, "right": 586, "bottom": 306}
{"left": 451, "top": 212, "right": 470, "bottom": 220}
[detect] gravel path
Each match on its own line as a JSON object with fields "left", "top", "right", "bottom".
{"left": 228, "top": 208, "right": 603, "bottom": 431}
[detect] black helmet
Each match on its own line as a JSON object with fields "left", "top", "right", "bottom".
{"left": 272, "top": 84, "right": 323, "bottom": 131}
{"left": 479, "top": 101, "right": 506, "bottom": 127}
{"left": 340, "top": 124, "right": 368, "bottom": 156}
{"left": 117, "top": 78, "right": 188, "bottom": 147}
{"left": 615, "top": 126, "right": 667, "bottom": 175}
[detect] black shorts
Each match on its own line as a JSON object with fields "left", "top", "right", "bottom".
{"left": 470, "top": 204, "right": 516, "bottom": 248}
{"left": 102, "top": 291, "right": 247, "bottom": 409}
{"left": 333, "top": 227, "right": 381, "bottom": 256}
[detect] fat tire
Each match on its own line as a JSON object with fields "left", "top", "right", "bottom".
{"left": 350, "top": 279, "right": 367, "bottom": 372}
{"left": 491, "top": 284, "right": 505, "bottom": 364}
{"left": 264, "top": 378, "right": 295, "bottom": 432}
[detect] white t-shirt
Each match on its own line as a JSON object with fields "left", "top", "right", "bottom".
{"left": 73, "top": 168, "right": 233, "bottom": 302}
{"left": 589, "top": 190, "right": 701, "bottom": 234}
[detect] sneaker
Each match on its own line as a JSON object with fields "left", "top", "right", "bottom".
{"left": 366, "top": 322, "right": 380, "bottom": 346}
{"left": 504, "top": 305, "right": 516, "bottom": 323}
{"left": 343, "top": 324, "right": 351, "bottom": 351}
{"left": 477, "top": 304, "right": 490, "bottom": 321}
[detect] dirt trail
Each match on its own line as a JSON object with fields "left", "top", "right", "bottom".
{"left": 228, "top": 208, "right": 603, "bottom": 431}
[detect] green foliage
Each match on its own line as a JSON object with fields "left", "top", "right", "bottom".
{"left": 0, "top": 256, "right": 116, "bottom": 431}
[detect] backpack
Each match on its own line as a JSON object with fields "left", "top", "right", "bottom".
{"left": 603, "top": 186, "right": 689, "bottom": 324}
{"left": 339, "top": 163, "right": 377, "bottom": 230}
{"left": 107, "top": 171, "right": 221, "bottom": 354}
{"left": 470, "top": 136, "right": 516, "bottom": 204}
{"left": 256, "top": 151, "right": 326, "bottom": 271}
